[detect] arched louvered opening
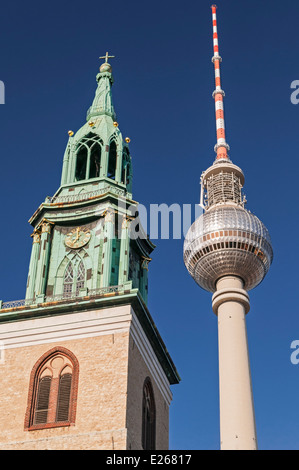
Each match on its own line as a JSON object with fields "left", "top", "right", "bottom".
{"left": 56, "top": 373, "right": 72, "bottom": 422}
{"left": 63, "top": 262, "right": 74, "bottom": 298}
{"left": 34, "top": 376, "right": 52, "bottom": 425}
{"left": 89, "top": 142, "right": 102, "bottom": 178}
{"left": 76, "top": 260, "right": 85, "bottom": 296}
{"left": 108, "top": 140, "right": 117, "bottom": 179}
{"left": 75, "top": 145, "right": 88, "bottom": 181}
{"left": 25, "top": 347, "right": 79, "bottom": 430}
{"left": 142, "top": 378, "right": 156, "bottom": 450}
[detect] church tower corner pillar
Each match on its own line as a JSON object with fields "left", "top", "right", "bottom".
{"left": 34, "top": 221, "right": 54, "bottom": 299}
{"left": 60, "top": 137, "right": 72, "bottom": 186}
{"left": 101, "top": 210, "right": 115, "bottom": 287}
{"left": 118, "top": 216, "right": 130, "bottom": 286}
{"left": 25, "top": 230, "right": 41, "bottom": 301}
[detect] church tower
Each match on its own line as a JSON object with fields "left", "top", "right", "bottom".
{"left": 0, "top": 54, "right": 180, "bottom": 450}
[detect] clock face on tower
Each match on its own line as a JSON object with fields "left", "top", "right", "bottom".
{"left": 65, "top": 227, "right": 91, "bottom": 249}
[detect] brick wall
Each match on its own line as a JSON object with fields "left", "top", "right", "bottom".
{"left": 0, "top": 333, "right": 129, "bottom": 450}
{"left": 126, "top": 335, "right": 169, "bottom": 450}
{"left": 0, "top": 305, "right": 172, "bottom": 450}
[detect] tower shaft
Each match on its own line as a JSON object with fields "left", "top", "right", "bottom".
{"left": 212, "top": 276, "right": 257, "bottom": 450}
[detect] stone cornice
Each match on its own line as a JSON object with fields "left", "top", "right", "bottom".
{"left": 0, "top": 290, "right": 180, "bottom": 385}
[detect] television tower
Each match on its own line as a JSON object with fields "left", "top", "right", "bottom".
{"left": 183, "top": 5, "right": 273, "bottom": 450}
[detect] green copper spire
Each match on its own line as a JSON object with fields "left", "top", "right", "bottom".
{"left": 58, "top": 53, "right": 133, "bottom": 195}
{"left": 24, "top": 55, "right": 154, "bottom": 310}
{"left": 86, "top": 52, "right": 116, "bottom": 122}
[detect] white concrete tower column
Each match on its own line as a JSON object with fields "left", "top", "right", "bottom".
{"left": 212, "top": 275, "right": 257, "bottom": 450}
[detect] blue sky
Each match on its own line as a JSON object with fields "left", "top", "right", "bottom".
{"left": 0, "top": 0, "right": 299, "bottom": 450}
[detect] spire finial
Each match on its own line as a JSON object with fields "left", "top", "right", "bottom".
{"left": 99, "top": 52, "right": 115, "bottom": 63}
{"left": 211, "top": 5, "right": 230, "bottom": 162}
{"left": 99, "top": 52, "right": 115, "bottom": 73}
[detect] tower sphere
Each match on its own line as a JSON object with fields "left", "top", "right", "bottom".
{"left": 183, "top": 206, "right": 273, "bottom": 292}
{"left": 100, "top": 62, "right": 112, "bottom": 73}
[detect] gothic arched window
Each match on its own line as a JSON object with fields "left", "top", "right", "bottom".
{"left": 75, "top": 134, "right": 103, "bottom": 182}
{"left": 63, "top": 259, "right": 86, "bottom": 298}
{"left": 63, "top": 262, "right": 74, "bottom": 298}
{"left": 24, "top": 347, "right": 79, "bottom": 430}
{"left": 108, "top": 140, "right": 117, "bottom": 179}
{"left": 76, "top": 260, "right": 85, "bottom": 296}
{"left": 142, "top": 377, "right": 156, "bottom": 450}
{"left": 89, "top": 142, "right": 102, "bottom": 178}
{"left": 75, "top": 145, "right": 88, "bottom": 181}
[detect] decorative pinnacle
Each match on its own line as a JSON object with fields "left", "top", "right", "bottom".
{"left": 211, "top": 5, "right": 230, "bottom": 162}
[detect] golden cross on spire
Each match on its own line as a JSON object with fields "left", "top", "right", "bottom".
{"left": 99, "top": 52, "right": 115, "bottom": 63}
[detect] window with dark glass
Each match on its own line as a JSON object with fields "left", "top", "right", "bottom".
{"left": 108, "top": 140, "right": 117, "bottom": 179}
{"left": 89, "top": 142, "right": 102, "bottom": 178}
{"left": 75, "top": 134, "right": 103, "bottom": 181}
{"left": 75, "top": 145, "right": 88, "bottom": 181}
{"left": 142, "top": 378, "right": 156, "bottom": 450}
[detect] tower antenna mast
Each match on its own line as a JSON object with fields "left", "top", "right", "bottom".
{"left": 211, "top": 5, "right": 230, "bottom": 162}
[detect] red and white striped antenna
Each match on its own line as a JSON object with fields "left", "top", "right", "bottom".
{"left": 211, "top": 5, "right": 230, "bottom": 162}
